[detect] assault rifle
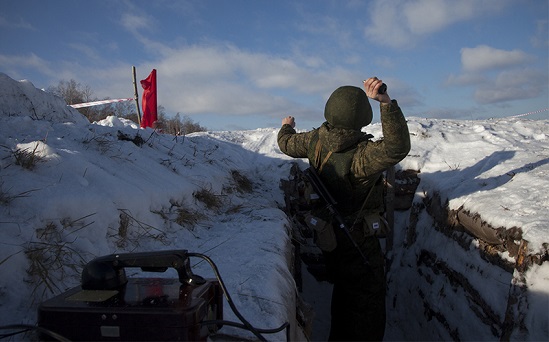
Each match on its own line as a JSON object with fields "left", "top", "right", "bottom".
{"left": 304, "top": 166, "right": 369, "bottom": 265}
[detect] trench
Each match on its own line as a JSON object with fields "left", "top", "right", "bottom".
{"left": 282, "top": 164, "right": 546, "bottom": 341}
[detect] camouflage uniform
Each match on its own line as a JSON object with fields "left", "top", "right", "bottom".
{"left": 278, "top": 86, "right": 410, "bottom": 341}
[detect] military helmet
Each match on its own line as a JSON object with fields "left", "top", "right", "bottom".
{"left": 324, "top": 86, "right": 372, "bottom": 130}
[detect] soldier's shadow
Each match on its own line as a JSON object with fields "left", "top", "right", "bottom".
{"left": 424, "top": 150, "right": 549, "bottom": 199}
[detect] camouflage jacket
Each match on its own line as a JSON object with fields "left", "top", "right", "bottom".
{"left": 278, "top": 100, "right": 411, "bottom": 217}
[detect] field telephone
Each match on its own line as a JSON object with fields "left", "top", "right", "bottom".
{"left": 38, "top": 250, "right": 222, "bottom": 341}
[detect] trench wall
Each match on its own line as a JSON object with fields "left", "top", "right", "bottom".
{"left": 283, "top": 166, "right": 547, "bottom": 341}
{"left": 386, "top": 169, "right": 547, "bottom": 341}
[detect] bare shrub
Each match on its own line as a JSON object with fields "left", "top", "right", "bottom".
{"left": 158, "top": 113, "right": 207, "bottom": 136}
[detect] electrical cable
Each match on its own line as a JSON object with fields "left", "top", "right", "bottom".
{"left": 0, "top": 328, "right": 28, "bottom": 340}
{"left": 0, "top": 324, "right": 71, "bottom": 341}
{"left": 202, "top": 320, "right": 290, "bottom": 334}
{"left": 201, "top": 320, "right": 290, "bottom": 341}
{"left": 189, "top": 252, "right": 290, "bottom": 342}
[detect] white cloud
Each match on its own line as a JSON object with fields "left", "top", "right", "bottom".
{"left": 58, "top": 42, "right": 358, "bottom": 124}
{"left": 364, "top": 0, "right": 510, "bottom": 48}
{"left": 474, "top": 68, "right": 547, "bottom": 104}
{"left": 68, "top": 43, "right": 102, "bottom": 61}
{"left": 120, "top": 13, "right": 154, "bottom": 33}
{"left": 364, "top": 2, "right": 412, "bottom": 48}
{"left": 0, "top": 37, "right": 359, "bottom": 124}
{"left": 531, "top": 20, "right": 549, "bottom": 48}
{"left": 293, "top": 10, "right": 356, "bottom": 53}
{"left": 0, "top": 53, "right": 55, "bottom": 81}
{"left": 461, "top": 45, "right": 533, "bottom": 72}
{"left": 446, "top": 73, "right": 487, "bottom": 87}
{"left": 0, "top": 15, "right": 35, "bottom": 30}
{"left": 0, "top": 53, "right": 46, "bottom": 69}
{"left": 446, "top": 44, "right": 546, "bottom": 105}
{"left": 403, "top": 0, "right": 475, "bottom": 35}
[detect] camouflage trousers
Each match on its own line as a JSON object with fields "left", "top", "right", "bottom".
{"left": 323, "top": 229, "right": 386, "bottom": 341}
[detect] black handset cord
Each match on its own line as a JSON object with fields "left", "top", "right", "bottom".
{"left": 189, "top": 252, "right": 290, "bottom": 341}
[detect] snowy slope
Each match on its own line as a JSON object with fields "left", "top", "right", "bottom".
{"left": 0, "top": 73, "right": 547, "bottom": 341}
{"left": 402, "top": 118, "right": 548, "bottom": 247}
{"left": 0, "top": 73, "right": 299, "bottom": 341}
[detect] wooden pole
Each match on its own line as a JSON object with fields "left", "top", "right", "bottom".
{"left": 132, "top": 66, "right": 142, "bottom": 126}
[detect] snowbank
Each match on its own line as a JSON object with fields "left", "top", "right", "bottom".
{"left": 0, "top": 73, "right": 547, "bottom": 341}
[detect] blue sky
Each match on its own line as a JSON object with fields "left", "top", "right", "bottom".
{"left": 1, "top": 0, "right": 547, "bottom": 130}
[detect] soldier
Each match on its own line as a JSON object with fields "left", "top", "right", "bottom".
{"left": 278, "top": 77, "right": 410, "bottom": 341}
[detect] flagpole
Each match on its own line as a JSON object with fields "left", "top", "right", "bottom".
{"left": 132, "top": 66, "right": 142, "bottom": 126}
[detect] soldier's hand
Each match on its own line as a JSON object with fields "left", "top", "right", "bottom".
{"left": 364, "top": 77, "right": 391, "bottom": 104}
{"left": 282, "top": 115, "right": 295, "bottom": 128}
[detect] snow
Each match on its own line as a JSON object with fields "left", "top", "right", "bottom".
{"left": 0, "top": 72, "right": 547, "bottom": 341}
{"left": 402, "top": 118, "right": 549, "bottom": 245}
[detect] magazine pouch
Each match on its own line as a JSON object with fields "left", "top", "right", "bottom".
{"left": 363, "top": 212, "right": 389, "bottom": 238}
{"left": 305, "top": 213, "right": 337, "bottom": 252}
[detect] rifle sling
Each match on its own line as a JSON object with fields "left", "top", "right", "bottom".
{"left": 313, "top": 139, "right": 332, "bottom": 173}
{"left": 350, "top": 175, "right": 381, "bottom": 231}
{"left": 313, "top": 136, "right": 380, "bottom": 231}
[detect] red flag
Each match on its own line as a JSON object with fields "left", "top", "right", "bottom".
{"left": 140, "top": 69, "right": 157, "bottom": 128}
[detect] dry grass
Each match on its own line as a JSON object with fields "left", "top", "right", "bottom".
{"left": 25, "top": 242, "right": 82, "bottom": 298}
{"left": 24, "top": 213, "right": 100, "bottom": 300}
{"left": 82, "top": 133, "right": 117, "bottom": 154}
{"left": 226, "top": 203, "right": 245, "bottom": 215}
{"left": 0, "top": 250, "right": 21, "bottom": 267}
{"left": 118, "top": 210, "right": 130, "bottom": 240}
{"left": 62, "top": 213, "right": 96, "bottom": 236}
{"left": 24, "top": 228, "right": 87, "bottom": 301}
{"left": 0, "top": 183, "right": 38, "bottom": 205}
{"left": 111, "top": 209, "right": 169, "bottom": 249}
{"left": 152, "top": 200, "right": 206, "bottom": 230}
{"left": 193, "top": 187, "right": 223, "bottom": 210}
{"left": 231, "top": 170, "right": 253, "bottom": 193}
{"left": 13, "top": 143, "right": 43, "bottom": 170}
{"left": 35, "top": 222, "right": 61, "bottom": 241}
{"left": 175, "top": 207, "right": 205, "bottom": 226}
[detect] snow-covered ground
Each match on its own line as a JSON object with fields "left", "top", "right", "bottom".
{"left": 0, "top": 73, "right": 547, "bottom": 341}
